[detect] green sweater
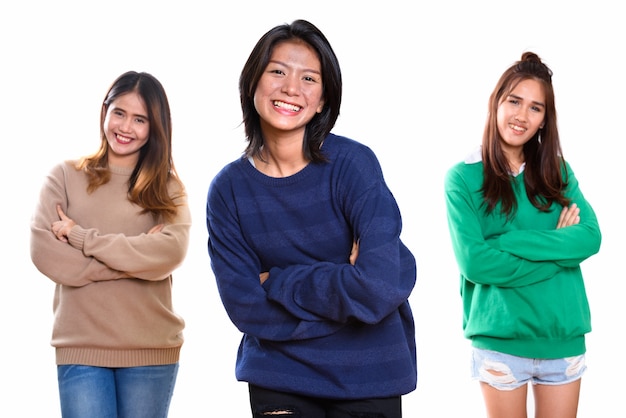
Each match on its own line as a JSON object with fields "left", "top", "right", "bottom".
{"left": 444, "top": 149, "right": 601, "bottom": 358}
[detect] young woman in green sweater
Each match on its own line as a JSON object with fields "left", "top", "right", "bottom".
{"left": 444, "top": 52, "right": 601, "bottom": 418}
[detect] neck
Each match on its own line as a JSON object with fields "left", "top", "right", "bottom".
{"left": 502, "top": 148, "right": 524, "bottom": 174}
{"left": 254, "top": 142, "right": 307, "bottom": 178}
{"left": 108, "top": 153, "right": 139, "bottom": 169}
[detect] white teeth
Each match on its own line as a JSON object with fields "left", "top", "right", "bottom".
{"left": 510, "top": 124, "right": 525, "bottom": 132}
{"left": 273, "top": 100, "right": 301, "bottom": 112}
{"left": 116, "top": 134, "right": 132, "bottom": 143}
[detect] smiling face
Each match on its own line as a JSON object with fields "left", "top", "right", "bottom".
{"left": 496, "top": 78, "right": 546, "bottom": 157}
{"left": 103, "top": 91, "right": 150, "bottom": 167}
{"left": 253, "top": 40, "right": 325, "bottom": 141}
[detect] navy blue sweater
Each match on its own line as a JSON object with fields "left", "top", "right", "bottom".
{"left": 206, "top": 134, "right": 416, "bottom": 399}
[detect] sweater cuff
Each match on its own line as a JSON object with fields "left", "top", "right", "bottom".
{"left": 68, "top": 226, "right": 87, "bottom": 251}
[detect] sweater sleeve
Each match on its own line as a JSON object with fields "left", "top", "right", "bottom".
{"left": 207, "top": 175, "right": 346, "bottom": 342}
{"left": 67, "top": 183, "right": 192, "bottom": 281}
{"left": 264, "top": 180, "right": 416, "bottom": 326}
{"left": 207, "top": 149, "right": 416, "bottom": 342}
{"left": 444, "top": 163, "right": 562, "bottom": 288}
{"left": 489, "top": 163, "right": 601, "bottom": 267}
{"left": 30, "top": 163, "right": 129, "bottom": 287}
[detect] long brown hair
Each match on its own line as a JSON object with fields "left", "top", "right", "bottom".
{"left": 76, "top": 71, "right": 183, "bottom": 222}
{"left": 481, "top": 52, "right": 570, "bottom": 219}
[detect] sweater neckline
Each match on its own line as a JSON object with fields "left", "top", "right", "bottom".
{"left": 244, "top": 156, "right": 314, "bottom": 186}
{"left": 109, "top": 164, "right": 134, "bottom": 176}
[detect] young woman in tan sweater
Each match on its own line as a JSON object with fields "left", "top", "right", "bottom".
{"left": 30, "top": 71, "right": 191, "bottom": 418}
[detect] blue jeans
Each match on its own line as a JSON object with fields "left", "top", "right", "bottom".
{"left": 57, "top": 364, "right": 179, "bottom": 418}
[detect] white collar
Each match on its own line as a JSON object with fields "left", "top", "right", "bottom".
{"left": 464, "top": 145, "right": 525, "bottom": 175}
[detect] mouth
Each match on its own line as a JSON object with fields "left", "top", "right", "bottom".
{"left": 509, "top": 124, "right": 526, "bottom": 133}
{"left": 273, "top": 100, "right": 301, "bottom": 112}
{"left": 115, "top": 133, "right": 133, "bottom": 144}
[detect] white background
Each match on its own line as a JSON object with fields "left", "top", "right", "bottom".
{"left": 2, "top": 1, "right": 622, "bottom": 416}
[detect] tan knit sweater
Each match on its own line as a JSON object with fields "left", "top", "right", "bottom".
{"left": 30, "top": 160, "right": 191, "bottom": 367}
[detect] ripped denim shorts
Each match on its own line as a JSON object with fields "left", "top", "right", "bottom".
{"left": 471, "top": 347, "right": 586, "bottom": 391}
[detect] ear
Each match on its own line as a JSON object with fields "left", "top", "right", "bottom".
{"left": 316, "top": 97, "right": 325, "bottom": 113}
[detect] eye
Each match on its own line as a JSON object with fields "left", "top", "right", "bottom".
{"left": 135, "top": 117, "right": 147, "bottom": 124}
{"left": 269, "top": 69, "right": 285, "bottom": 75}
{"left": 531, "top": 105, "right": 543, "bottom": 113}
{"left": 113, "top": 109, "right": 124, "bottom": 116}
{"left": 508, "top": 99, "right": 520, "bottom": 106}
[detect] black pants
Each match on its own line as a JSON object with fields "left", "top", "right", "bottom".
{"left": 248, "top": 384, "right": 402, "bottom": 418}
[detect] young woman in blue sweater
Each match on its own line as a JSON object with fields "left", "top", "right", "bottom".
{"left": 206, "top": 19, "right": 416, "bottom": 417}
{"left": 445, "top": 52, "right": 601, "bottom": 417}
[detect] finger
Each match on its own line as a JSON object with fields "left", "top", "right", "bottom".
{"left": 349, "top": 240, "right": 359, "bottom": 265}
{"left": 259, "top": 272, "right": 269, "bottom": 284}
{"left": 557, "top": 205, "right": 580, "bottom": 228}
{"left": 56, "top": 204, "right": 67, "bottom": 220}
{"left": 148, "top": 224, "right": 164, "bottom": 234}
{"left": 556, "top": 206, "right": 568, "bottom": 228}
{"left": 557, "top": 206, "right": 574, "bottom": 228}
{"left": 564, "top": 206, "right": 580, "bottom": 225}
{"left": 52, "top": 227, "right": 66, "bottom": 242}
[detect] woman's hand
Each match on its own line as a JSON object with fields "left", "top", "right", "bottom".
{"left": 556, "top": 203, "right": 580, "bottom": 229}
{"left": 259, "top": 239, "right": 360, "bottom": 285}
{"left": 148, "top": 224, "right": 164, "bottom": 234}
{"left": 51, "top": 204, "right": 76, "bottom": 243}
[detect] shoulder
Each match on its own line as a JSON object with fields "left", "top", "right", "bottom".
{"left": 324, "top": 133, "right": 375, "bottom": 158}
{"left": 446, "top": 146, "right": 483, "bottom": 172}
{"left": 208, "top": 156, "right": 248, "bottom": 192}
{"left": 463, "top": 146, "right": 483, "bottom": 164}
{"left": 47, "top": 159, "right": 80, "bottom": 178}
{"left": 445, "top": 147, "right": 484, "bottom": 188}
{"left": 561, "top": 159, "right": 580, "bottom": 186}
{"left": 57, "top": 159, "right": 79, "bottom": 170}
{"left": 167, "top": 173, "right": 187, "bottom": 196}
{"left": 323, "top": 133, "right": 382, "bottom": 175}
{"left": 562, "top": 159, "right": 575, "bottom": 173}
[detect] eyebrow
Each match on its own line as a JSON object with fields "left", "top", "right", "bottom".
{"left": 509, "top": 93, "right": 545, "bottom": 108}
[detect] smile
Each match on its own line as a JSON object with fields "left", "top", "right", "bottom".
{"left": 273, "top": 100, "right": 301, "bottom": 112}
{"left": 115, "top": 134, "right": 133, "bottom": 144}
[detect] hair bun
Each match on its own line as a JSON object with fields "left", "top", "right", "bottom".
{"left": 521, "top": 51, "right": 541, "bottom": 63}
{"left": 515, "top": 51, "right": 553, "bottom": 81}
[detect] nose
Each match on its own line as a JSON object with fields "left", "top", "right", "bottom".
{"left": 281, "top": 74, "right": 299, "bottom": 96}
{"left": 119, "top": 116, "right": 132, "bottom": 132}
